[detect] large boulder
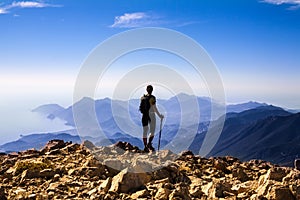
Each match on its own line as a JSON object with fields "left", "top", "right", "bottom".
{"left": 202, "top": 180, "right": 234, "bottom": 199}
{"left": 109, "top": 168, "right": 151, "bottom": 193}
{"left": 155, "top": 188, "right": 171, "bottom": 200}
{"left": 98, "top": 177, "right": 112, "bottom": 193}
{"left": 267, "top": 186, "right": 295, "bottom": 200}
{"left": 41, "top": 140, "right": 68, "bottom": 153}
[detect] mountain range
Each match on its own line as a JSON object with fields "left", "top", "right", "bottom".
{"left": 189, "top": 105, "right": 299, "bottom": 166}
{"left": 1, "top": 94, "right": 299, "bottom": 166}
{"left": 216, "top": 112, "right": 300, "bottom": 166}
{"left": 32, "top": 94, "right": 269, "bottom": 128}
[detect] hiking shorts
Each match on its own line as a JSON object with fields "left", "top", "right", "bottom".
{"left": 142, "top": 112, "right": 156, "bottom": 133}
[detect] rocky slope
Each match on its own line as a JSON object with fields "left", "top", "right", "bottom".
{"left": 0, "top": 140, "right": 299, "bottom": 200}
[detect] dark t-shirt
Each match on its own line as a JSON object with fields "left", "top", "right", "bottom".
{"left": 141, "top": 94, "right": 156, "bottom": 126}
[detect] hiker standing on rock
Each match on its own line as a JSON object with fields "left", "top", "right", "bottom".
{"left": 139, "top": 85, "right": 164, "bottom": 152}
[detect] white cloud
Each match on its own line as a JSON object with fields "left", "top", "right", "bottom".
{"left": 0, "top": 1, "right": 61, "bottom": 14}
{"left": 262, "top": 0, "right": 300, "bottom": 4}
{"left": 261, "top": 0, "right": 300, "bottom": 9}
{"left": 110, "top": 12, "right": 203, "bottom": 28}
{"left": 11, "top": 1, "right": 49, "bottom": 8}
{"left": 111, "top": 12, "right": 151, "bottom": 28}
{"left": 0, "top": 8, "right": 7, "bottom": 14}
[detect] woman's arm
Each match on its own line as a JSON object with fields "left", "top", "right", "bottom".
{"left": 152, "top": 104, "right": 164, "bottom": 119}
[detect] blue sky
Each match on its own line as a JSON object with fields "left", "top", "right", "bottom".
{"left": 1, "top": 0, "right": 300, "bottom": 108}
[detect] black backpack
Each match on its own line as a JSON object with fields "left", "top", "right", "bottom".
{"left": 139, "top": 95, "right": 151, "bottom": 114}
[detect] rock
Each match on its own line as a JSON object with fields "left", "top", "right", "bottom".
{"left": 256, "top": 179, "right": 276, "bottom": 197}
{"left": 41, "top": 139, "right": 68, "bottom": 153}
{"left": 47, "top": 182, "right": 68, "bottom": 193}
{"left": 114, "top": 141, "right": 130, "bottom": 150}
{"left": 154, "top": 177, "right": 170, "bottom": 185}
{"left": 21, "top": 169, "right": 39, "bottom": 181}
{"left": 39, "top": 168, "right": 55, "bottom": 178}
{"left": 48, "top": 191, "right": 55, "bottom": 198}
{"left": 14, "top": 159, "right": 52, "bottom": 176}
{"left": 214, "top": 181, "right": 234, "bottom": 198}
{"left": 104, "top": 159, "right": 124, "bottom": 171}
{"left": 46, "top": 148, "right": 61, "bottom": 155}
{"left": 47, "top": 183, "right": 60, "bottom": 192}
{"left": 131, "top": 189, "right": 150, "bottom": 199}
{"left": 169, "top": 184, "right": 191, "bottom": 200}
{"left": 0, "top": 186, "right": 7, "bottom": 200}
{"left": 109, "top": 168, "right": 151, "bottom": 193}
{"left": 131, "top": 158, "right": 153, "bottom": 173}
{"left": 155, "top": 188, "right": 171, "bottom": 200}
{"left": 62, "top": 143, "right": 80, "bottom": 153}
{"left": 8, "top": 152, "right": 19, "bottom": 158}
{"left": 159, "top": 150, "right": 177, "bottom": 161}
{"left": 100, "top": 146, "right": 112, "bottom": 154}
{"left": 53, "top": 174, "right": 60, "bottom": 181}
{"left": 292, "top": 185, "right": 300, "bottom": 200}
{"left": 98, "top": 177, "right": 112, "bottom": 193}
{"left": 267, "top": 186, "right": 295, "bottom": 200}
{"left": 83, "top": 166, "right": 105, "bottom": 177}
{"left": 68, "top": 168, "right": 77, "bottom": 176}
{"left": 284, "top": 170, "right": 300, "bottom": 182}
{"left": 232, "top": 168, "right": 250, "bottom": 182}
{"left": 232, "top": 180, "right": 256, "bottom": 194}
{"left": 2, "top": 140, "right": 300, "bottom": 199}
{"left": 202, "top": 180, "right": 233, "bottom": 198}
{"left": 214, "top": 159, "right": 229, "bottom": 173}
{"left": 265, "top": 167, "right": 288, "bottom": 182}
{"left": 15, "top": 188, "right": 27, "bottom": 197}
{"left": 190, "top": 187, "right": 204, "bottom": 198}
{"left": 83, "top": 140, "right": 96, "bottom": 150}
{"left": 250, "top": 194, "right": 268, "bottom": 200}
{"left": 87, "top": 188, "right": 98, "bottom": 196}
{"left": 180, "top": 150, "right": 194, "bottom": 157}
{"left": 28, "top": 194, "right": 37, "bottom": 200}
{"left": 189, "top": 177, "right": 204, "bottom": 198}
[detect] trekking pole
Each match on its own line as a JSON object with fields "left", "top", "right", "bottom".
{"left": 158, "top": 118, "right": 163, "bottom": 152}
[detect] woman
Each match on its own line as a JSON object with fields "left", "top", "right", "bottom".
{"left": 141, "top": 85, "right": 164, "bottom": 152}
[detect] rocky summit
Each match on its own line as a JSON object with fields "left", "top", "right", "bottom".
{"left": 0, "top": 140, "right": 300, "bottom": 200}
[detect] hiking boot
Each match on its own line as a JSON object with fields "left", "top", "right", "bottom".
{"left": 147, "top": 143, "right": 155, "bottom": 152}
{"left": 143, "top": 146, "right": 150, "bottom": 153}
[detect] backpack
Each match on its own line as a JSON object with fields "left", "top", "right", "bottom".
{"left": 139, "top": 95, "right": 151, "bottom": 114}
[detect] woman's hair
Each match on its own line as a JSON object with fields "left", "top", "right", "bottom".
{"left": 146, "top": 85, "right": 153, "bottom": 94}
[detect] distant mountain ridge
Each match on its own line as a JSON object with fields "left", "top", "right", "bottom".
{"left": 210, "top": 112, "right": 300, "bottom": 166}
{"left": 226, "top": 101, "right": 268, "bottom": 113}
{"left": 32, "top": 104, "right": 65, "bottom": 120}
{"left": 189, "top": 105, "right": 298, "bottom": 166}
{"left": 33, "top": 94, "right": 270, "bottom": 128}
{"left": 2, "top": 94, "right": 299, "bottom": 166}
{"left": 31, "top": 95, "right": 270, "bottom": 150}
{"left": 0, "top": 133, "right": 81, "bottom": 153}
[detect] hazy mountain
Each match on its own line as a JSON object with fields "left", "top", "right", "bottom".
{"left": 29, "top": 94, "right": 271, "bottom": 153}
{"left": 189, "top": 105, "right": 295, "bottom": 165}
{"left": 27, "top": 95, "right": 300, "bottom": 166}
{"left": 227, "top": 101, "right": 268, "bottom": 113}
{"left": 3, "top": 101, "right": 299, "bottom": 167}
{"left": 0, "top": 133, "right": 81, "bottom": 153}
{"left": 0, "top": 129, "right": 145, "bottom": 153}
{"left": 33, "top": 94, "right": 269, "bottom": 130}
{"left": 209, "top": 112, "right": 300, "bottom": 166}
{"left": 32, "top": 104, "right": 65, "bottom": 120}
{"left": 287, "top": 109, "right": 300, "bottom": 114}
